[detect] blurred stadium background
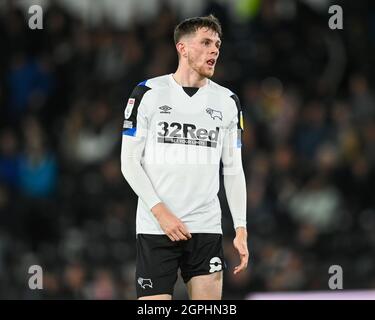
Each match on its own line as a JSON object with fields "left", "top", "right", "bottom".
{"left": 0, "top": 0, "right": 375, "bottom": 299}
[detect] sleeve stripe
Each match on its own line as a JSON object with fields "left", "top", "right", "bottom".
{"left": 230, "top": 93, "right": 244, "bottom": 149}
{"left": 122, "top": 128, "right": 137, "bottom": 136}
{"left": 230, "top": 94, "right": 243, "bottom": 131}
{"left": 126, "top": 85, "right": 151, "bottom": 129}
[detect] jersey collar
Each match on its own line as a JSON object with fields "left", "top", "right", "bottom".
{"left": 169, "top": 73, "right": 210, "bottom": 97}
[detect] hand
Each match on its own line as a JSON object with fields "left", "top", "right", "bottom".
{"left": 151, "top": 202, "right": 192, "bottom": 242}
{"left": 233, "top": 227, "right": 249, "bottom": 275}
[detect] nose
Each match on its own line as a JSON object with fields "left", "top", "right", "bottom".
{"left": 211, "top": 46, "right": 219, "bottom": 56}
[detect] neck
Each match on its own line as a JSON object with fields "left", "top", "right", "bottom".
{"left": 173, "top": 64, "right": 207, "bottom": 88}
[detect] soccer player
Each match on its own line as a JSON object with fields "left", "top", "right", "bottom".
{"left": 121, "top": 14, "right": 248, "bottom": 300}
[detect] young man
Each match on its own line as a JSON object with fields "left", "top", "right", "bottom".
{"left": 121, "top": 15, "right": 248, "bottom": 300}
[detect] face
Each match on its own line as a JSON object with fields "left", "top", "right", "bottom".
{"left": 180, "top": 27, "right": 221, "bottom": 78}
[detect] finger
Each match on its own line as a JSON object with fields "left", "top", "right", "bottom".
{"left": 168, "top": 234, "right": 176, "bottom": 241}
{"left": 240, "top": 259, "right": 248, "bottom": 271}
{"left": 234, "top": 255, "right": 249, "bottom": 274}
{"left": 175, "top": 230, "right": 188, "bottom": 241}
{"left": 234, "top": 267, "right": 243, "bottom": 275}
{"left": 233, "top": 264, "right": 246, "bottom": 274}
{"left": 234, "top": 263, "right": 246, "bottom": 274}
{"left": 170, "top": 232, "right": 181, "bottom": 241}
{"left": 167, "top": 232, "right": 177, "bottom": 241}
{"left": 179, "top": 225, "right": 192, "bottom": 239}
{"left": 178, "top": 223, "right": 192, "bottom": 238}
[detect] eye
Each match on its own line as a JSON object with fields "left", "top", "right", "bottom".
{"left": 203, "top": 40, "right": 210, "bottom": 46}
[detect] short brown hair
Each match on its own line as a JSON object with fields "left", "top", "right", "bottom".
{"left": 173, "top": 14, "right": 222, "bottom": 45}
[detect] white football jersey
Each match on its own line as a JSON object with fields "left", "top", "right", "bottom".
{"left": 122, "top": 74, "right": 244, "bottom": 234}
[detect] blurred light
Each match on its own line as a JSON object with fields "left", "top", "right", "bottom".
{"left": 261, "top": 77, "right": 284, "bottom": 98}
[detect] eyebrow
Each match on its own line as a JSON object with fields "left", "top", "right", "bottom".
{"left": 202, "top": 38, "right": 222, "bottom": 45}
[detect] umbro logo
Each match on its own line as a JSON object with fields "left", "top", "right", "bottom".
{"left": 206, "top": 108, "right": 222, "bottom": 121}
{"left": 159, "top": 105, "right": 172, "bottom": 114}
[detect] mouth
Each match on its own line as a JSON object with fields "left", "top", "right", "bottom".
{"left": 207, "top": 59, "right": 216, "bottom": 67}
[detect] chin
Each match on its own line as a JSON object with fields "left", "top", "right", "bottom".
{"left": 206, "top": 71, "right": 215, "bottom": 78}
{"left": 201, "top": 69, "right": 215, "bottom": 78}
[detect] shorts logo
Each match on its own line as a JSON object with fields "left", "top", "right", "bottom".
{"left": 206, "top": 108, "right": 222, "bottom": 121}
{"left": 209, "top": 257, "right": 222, "bottom": 273}
{"left": 124, "top": 98, "right": 135, "bottom": 119}
{"left": 137, "top": 277, "right": 153, "bottom": 289}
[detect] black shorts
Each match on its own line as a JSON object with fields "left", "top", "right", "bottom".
{"left": 135, "top": 233, "right": 226, "bottom": 298}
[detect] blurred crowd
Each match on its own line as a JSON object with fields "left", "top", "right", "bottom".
{"left": 0, "top": 0, "right": 375, "bottom": 299}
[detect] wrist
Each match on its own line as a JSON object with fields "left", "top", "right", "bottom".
{"left": 235, "top": 226, "right": 247, "bottom": 237}
{"left": 151, "top": 202, "right": 164, "bottom": 219}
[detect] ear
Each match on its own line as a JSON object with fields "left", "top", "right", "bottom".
{"left": 176, "top": 41, "right": 187, "bottom": 58}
